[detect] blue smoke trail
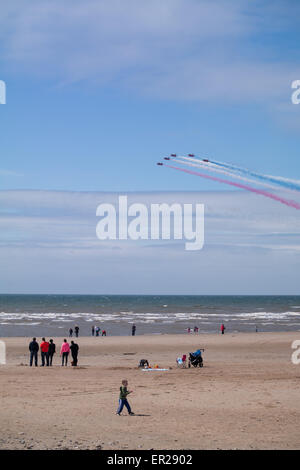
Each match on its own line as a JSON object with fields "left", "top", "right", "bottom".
{"left": 207, "top": 159, "right": 300, "bottom": 192}
{"left": 176, "top": 157, "right": 280, "bottom": 191}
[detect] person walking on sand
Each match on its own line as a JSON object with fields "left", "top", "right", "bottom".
{"left": 48, "top": 339, "right": 56, "bottom": 366}
{"left": 74, "top": 325, "right": 79, "bottom": 338}
{"left": 69, "top": 328, "right": 73, "bottom": 338}
{"left": 221, "top": 323, "right": 226, "bottom": 335}
{"left": 102, "top": 329, "right": 106, "bottom": 336}
{"left": 60, "top": 339, "right": 70, "bottom": 366}
{"left": 92, "top": 325, "right": 95, "bottom": 336}
{"left": 95, "top": 326, "right": 100, "bottom": 337}
{"left": 40, "top": 337, "right": 50, "bottom": 367}
{"left": 70, "top": 340, "right": 79, "bottom": 366}
{"left": 29, "top": 337, "right": 39, "bottom": 367}
{"left": 132, "top": 324, "right": 136, "bottom": 336}
{"left": 116, "top": 379, "right": 134, "bottom": 416}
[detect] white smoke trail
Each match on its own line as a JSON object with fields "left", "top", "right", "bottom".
{"left": 204, "top": 157, "right": 300, "bottom": 192}
{"left": 175, "top": 157, "right": 281, "bottom": 191}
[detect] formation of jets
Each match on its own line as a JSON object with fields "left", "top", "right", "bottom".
{"left": 157, "top": 154, "right": 210, "bottom": 166}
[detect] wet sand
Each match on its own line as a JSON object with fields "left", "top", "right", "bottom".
{"left": 0, "top": 332, "right": 300, "bottom": 449}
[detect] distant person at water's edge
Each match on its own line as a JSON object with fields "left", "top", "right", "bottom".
{"left": 132, "top": 324, "right": 136, "bottom": 336}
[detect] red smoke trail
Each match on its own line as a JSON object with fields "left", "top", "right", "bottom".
{"left": 165, "top": 164, "right": 300, "bottom": 210}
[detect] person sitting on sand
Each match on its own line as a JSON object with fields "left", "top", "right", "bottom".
{"left": 138, "top": 359, "right": 149, "bottom": 368}
{"left": 48, "top": 339, "right": 56, "bottom": 366}
{"left": 116, "top": 379, "right": 134, "bottom": 416}
{"left": 60, "top": 339, "right": 70, "bottom": 366}
{"left": 29, "top": 337, "right": 39, "bottom": 367}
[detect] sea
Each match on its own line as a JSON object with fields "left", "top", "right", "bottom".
{"left": 0, "top": 294, "right": 300, "bottom": 337}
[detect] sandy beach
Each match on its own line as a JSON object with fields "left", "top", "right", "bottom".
{"left": 0, "top": 332, "right": 300, "bottom": 450}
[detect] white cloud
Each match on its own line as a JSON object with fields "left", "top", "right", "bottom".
{"left": 0, "top": 189, "right": 300, "bottom": 294}
{"left": 1, "top": 0, "right": 300, "bottom": 104}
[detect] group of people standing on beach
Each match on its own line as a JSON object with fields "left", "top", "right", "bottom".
{"left": 187, "top": 326, "right": 199, "bottom": 334}
{"left": 29, "top": 337, "right": 79, "bottom": 367}
{"left": 187, "top": 324, "right": 226, "bottom": 334}
{"left": 68, "top": 325, "right": 80, "bottom": 338}
{"left": 91, "top": 325, "right": 107, "bottom": 337}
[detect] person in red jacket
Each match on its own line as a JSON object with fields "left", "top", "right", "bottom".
{"left": 221, "top": 323, "right": 226, "bottom": 335}
{"left": 40, "top": 337, "right": 50, "bottom": 366}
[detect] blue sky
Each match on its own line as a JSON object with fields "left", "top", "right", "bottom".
{"left": 1, "top": 0, "right": 300, "bottom": 192}
{"left": 0, "top": 1, "right": 300, "bottom": 294}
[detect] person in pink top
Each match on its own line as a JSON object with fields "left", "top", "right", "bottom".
{"left": 60, "top": 338, "right": 70, "bottom": 366}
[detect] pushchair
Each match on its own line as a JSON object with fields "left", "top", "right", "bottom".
{"left": 188, "top": 349, "right": 204, "bottom": 368}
